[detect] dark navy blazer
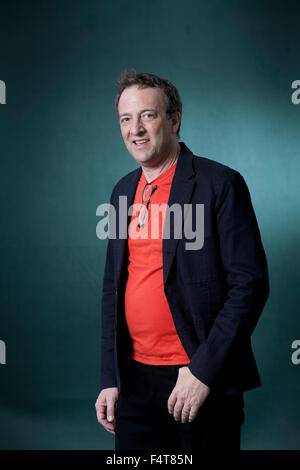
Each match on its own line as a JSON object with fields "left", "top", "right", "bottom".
{"left": 99, "top": 142, "right": 269, "bottom": 395}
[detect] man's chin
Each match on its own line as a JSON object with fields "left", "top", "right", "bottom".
{"left": 130, "top": 150, "right": 155, "bottom": 164}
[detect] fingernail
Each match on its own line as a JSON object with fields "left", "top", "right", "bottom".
{"left": 108, "top": 416, "right": 113, "bottom": 422}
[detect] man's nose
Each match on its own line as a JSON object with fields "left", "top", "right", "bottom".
{"left": 130, "top": 117, "right": 145, "bottom": 135}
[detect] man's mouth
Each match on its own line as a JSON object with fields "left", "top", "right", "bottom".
{"left": 133, "top": 139, "right": 150, "bottom": 147}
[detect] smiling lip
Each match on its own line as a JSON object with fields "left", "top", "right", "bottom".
{"left": 133, "top": 139, "right": 150, "bottom": 147}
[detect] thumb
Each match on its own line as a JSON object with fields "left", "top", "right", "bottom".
{"left": 107, "top": 401, "right": 116, "bottom": 423}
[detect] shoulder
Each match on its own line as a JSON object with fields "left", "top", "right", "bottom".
{"left": 186, "top": 147, "right": 250, "bottom": 202}
{"left": 192, "top": 153, "right": 240, "bottom": 183}
{"left": 180, "top": 142, "right": 241, "bottom": 185}
{"left": 109, "top": 167, "right": 140, "bottom": 201}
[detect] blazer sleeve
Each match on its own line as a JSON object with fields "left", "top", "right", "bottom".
{"left": 99, "top": 187, "right": 118, "bottom": 391}
{"left": 188, "top": 169, "right": 270, "bottom": 388}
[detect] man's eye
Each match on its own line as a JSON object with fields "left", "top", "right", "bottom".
{"left": 121, "top": 117, "right": 130, "bottom": 124}
{"left": 143, "top": 113, "right": 153, "bottom": 119}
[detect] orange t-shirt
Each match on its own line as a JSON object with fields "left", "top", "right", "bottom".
{"left": 124, "top": 162, "right": 190, "bottom": 365}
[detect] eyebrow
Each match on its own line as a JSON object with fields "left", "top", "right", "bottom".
{"left": 119, "top": 108, "right": 157, "bottom": 118}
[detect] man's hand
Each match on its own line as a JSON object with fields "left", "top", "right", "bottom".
{"left": 167, "top": 367, "right": 210, "bottom": 423}
{"left": 95, "top": 387, "right": 119, "bottom": 435}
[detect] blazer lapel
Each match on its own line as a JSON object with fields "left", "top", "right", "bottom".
{"left": 115, "top": 166, "right": 141, "bottom": 288}
{"left": 163, "top": 142, "right": 196, "bottom": 286}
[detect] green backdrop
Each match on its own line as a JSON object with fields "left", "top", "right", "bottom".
{"left": 0, "top": 0, "right": 299, "bottom": 450}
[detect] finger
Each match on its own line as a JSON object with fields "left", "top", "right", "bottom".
{"left": 103, "top": 422, "right": 116, "bottom": 434}
{"left": 96, "top": 404, "right": 107, "bottom": 423}
{"left": 167, "top": 390, "right": 177, "bottom": 414}
{"left": 108, "top": 397, "right": 119, "bottom": 423}
{"left": 106, "top": 429, "right": 115, "bottom": 435}
{"left": 96, "top": 402, "right": 116, "bottom": 433}
{"left": 173, "top": 400, "right": 184, "bottom": 421}
{"left": 188, "top": 404, "right": 200, "bottom": 423}
{"left": 181, "top": 405, "right": 191, "bottom": 424}
{"left": 98, "top": 413, "right": 116, "bottom": 434}
{"left": 106, "top": 403, "right": 116, "bottom": 424}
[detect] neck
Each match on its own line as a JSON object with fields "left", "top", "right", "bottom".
{"left": 141, "top": 142, "right": 181, "bottom": 183}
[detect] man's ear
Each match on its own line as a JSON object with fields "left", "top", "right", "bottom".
{"left": 171, "top": 112, "right": 181, "bottom": 135}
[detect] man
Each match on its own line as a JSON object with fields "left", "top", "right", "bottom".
{"left": 95, "top": 71, "right": 269, "bottom": 451}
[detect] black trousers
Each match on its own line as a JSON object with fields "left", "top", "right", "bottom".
{"left": 115, "top": 358, "right": 245, "bottom": 451}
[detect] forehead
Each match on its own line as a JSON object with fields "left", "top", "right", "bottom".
{"left": 118, "top": 85, "right": 167, "bottom": 114}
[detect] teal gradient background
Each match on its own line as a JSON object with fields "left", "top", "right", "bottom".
{"left": 0, "top": 0, "right": 299, "bottom": 449}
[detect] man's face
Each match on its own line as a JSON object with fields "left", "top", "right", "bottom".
{"left": 118, "top": 85, "right": 180, "bottom": 165}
